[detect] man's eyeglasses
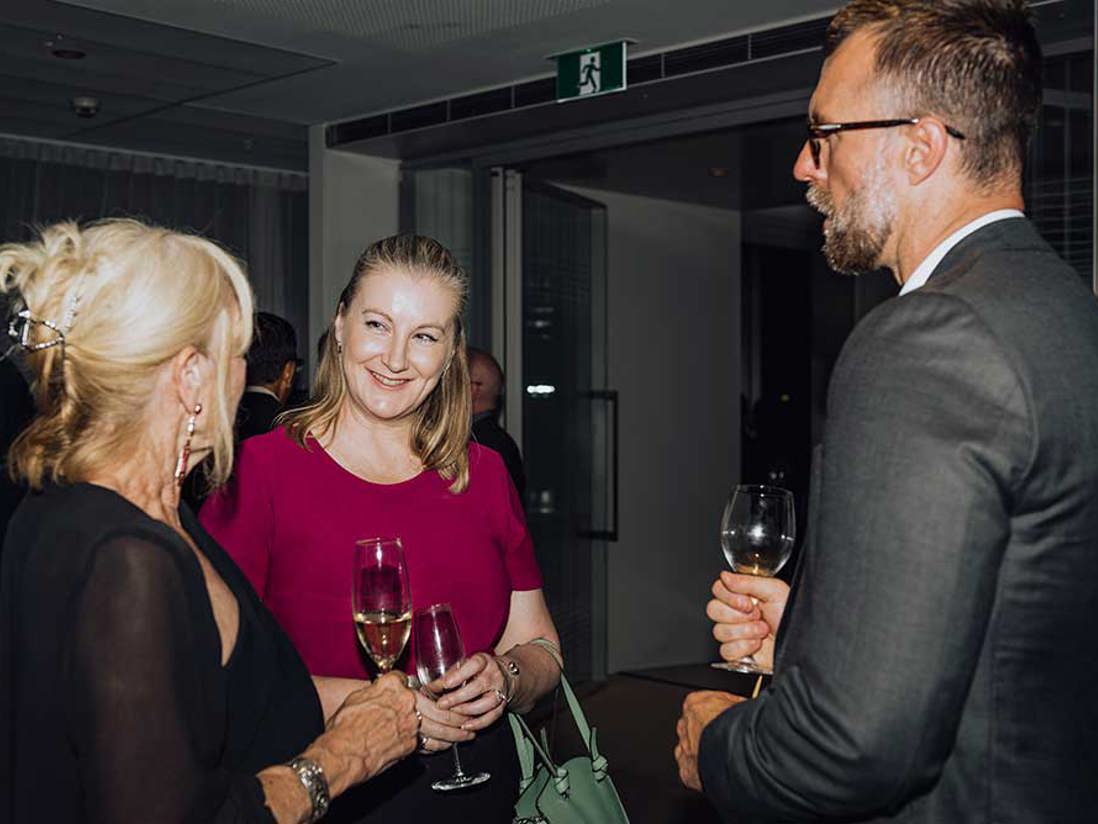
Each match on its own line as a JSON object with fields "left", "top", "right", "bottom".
{"left": 806, "top": 118, "right": 967, "bottom": 168}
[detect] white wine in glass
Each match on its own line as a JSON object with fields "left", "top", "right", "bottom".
{"left": 713, "top": 484, "right": 795, "bottom": 676}
{"left": 352, "top": 537, "right": 412, "bottom": 674}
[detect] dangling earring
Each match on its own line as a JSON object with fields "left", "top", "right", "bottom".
{"left": 174, "top": 403, "right": 202, "bottom": 487}
{"left": 337, "top": 341, "right": 343, "bottom": 354}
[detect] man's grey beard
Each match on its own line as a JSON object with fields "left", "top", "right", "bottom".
{"left": 806, "top": 162, "right": 895, "bottom": 276}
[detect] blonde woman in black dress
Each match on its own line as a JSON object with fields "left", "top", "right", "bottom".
{"left": 0, "top": 220, "right": 419, "bottom": 823}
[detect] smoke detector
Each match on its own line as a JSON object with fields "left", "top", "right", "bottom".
{"left": 71, "top": 96, "right": 100, "bottom": 118}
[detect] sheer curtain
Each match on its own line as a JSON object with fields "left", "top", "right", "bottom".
{"left": 0, "top": 135, "right": 309, "bottom": 344}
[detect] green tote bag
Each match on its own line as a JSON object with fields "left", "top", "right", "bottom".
{"left": 508, "top": 672, "right": 630, "bottom": 824}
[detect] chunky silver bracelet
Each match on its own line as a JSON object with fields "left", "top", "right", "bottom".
{"left": 288, "top": 756, "right": 330, "bottom": 823}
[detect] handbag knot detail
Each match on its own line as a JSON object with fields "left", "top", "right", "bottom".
{"left": 591, "top": 755, "right": 608, "bottom": 781}
{"left": 588, "top": 729, "right": 608, "bottom": 780}
{"left": 552, "top": 768, "right": 571, "bottom": 798}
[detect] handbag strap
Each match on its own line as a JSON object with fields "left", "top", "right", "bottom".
{"left": 511, "top": 638, "right": 609, "bottom": 781}
{"left": 510, "top": 710, "right": 573, "bottom": 795}
{"left": 508, "top": 713, "right": 537, "bottom": 788}
{"left": 556, "top": 672, "right": 594, "bottom": 749}
{"left": 528, "top": 637, "right": 564, "bottom": 669}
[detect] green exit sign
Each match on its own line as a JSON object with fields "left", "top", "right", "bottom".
{"left": 555, "top": 41, "right": 628, "bottom": 102}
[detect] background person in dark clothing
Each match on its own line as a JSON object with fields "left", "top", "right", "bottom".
{"left": 239, "top": 312, "right": 300, "bottom": 441}
{"left": 183, "top": 312, "right": 299, "bottom": 510}
{"left": 0, "top": 353, "right": 33, "bottom": 549}
{"left": 468, "top": 347, "right": 525, "bottom": 497}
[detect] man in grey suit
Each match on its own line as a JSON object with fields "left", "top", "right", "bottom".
{"left": 675, "top": 1, "right": 1098, "bottom": 821}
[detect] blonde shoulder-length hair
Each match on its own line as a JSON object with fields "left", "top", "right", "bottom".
{"left": 281, "top": 234, "right": 471, "bottom": 493}
{"left": 0, "top": 219, "right": 253, "bottom": 490}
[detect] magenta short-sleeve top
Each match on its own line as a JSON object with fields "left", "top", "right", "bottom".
{"left": 199, "top": 429, "right": 542, "bottom": 678}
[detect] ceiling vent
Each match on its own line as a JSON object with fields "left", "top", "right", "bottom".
{"left": 328, "top": 14, "right": 831, "bottom": 148}
{"left": 214, "top": 0, "right": 609, "bottom": 50}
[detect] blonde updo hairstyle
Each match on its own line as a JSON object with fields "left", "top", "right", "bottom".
{"left": 282, "top": 234, "right": 471, "bottom": 493}
{"left": 0, "top": 219, "right": 254, "bottom": 490}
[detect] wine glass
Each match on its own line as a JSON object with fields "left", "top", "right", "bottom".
{"left": 352, "top": 537, "right": 412, "bottom": 674}
{"left": 414, "top": 603, "right": 491, "bottom": 791}
{"left": 712, "top": 484, "right": 795, "bottom": 675}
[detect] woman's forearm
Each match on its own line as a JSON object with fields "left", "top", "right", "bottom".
{"left": 259, "top": 673, "right": 418, "bottom": 822}
{"left": 256, "top": 739, "right": 362, "bottom": 824}
{"left": 498, "top": 642, "right": 562, "bottom": 714}
{"left": 258, "top": 766, "right": 313, "bottom": 824}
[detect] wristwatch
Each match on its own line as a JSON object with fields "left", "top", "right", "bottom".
{"left": 288, "top": 756, "right": 330, "bottom": 823}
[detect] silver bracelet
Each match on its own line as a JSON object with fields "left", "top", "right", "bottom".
{"left": 288, "top": 756, "right": 330, "bottom": 823}
{"left": 495, "top": 655, "right": 520, "bottom": 701}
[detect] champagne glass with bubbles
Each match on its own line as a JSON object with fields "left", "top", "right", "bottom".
{"left": 712, "top": 484, "right": 795, "bottom": 675}
{"left": 352, "top": 537, "right": 412, "bottom": 674}
{"left": 414, "top": 603, "right": 491, "bottom": 791}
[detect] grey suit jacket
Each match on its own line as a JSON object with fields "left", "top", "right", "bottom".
{"left": 699, "top": 218, "right": 1098, "bottom": 822}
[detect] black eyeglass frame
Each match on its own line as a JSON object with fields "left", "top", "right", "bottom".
{"left": 806, "top": 117, "right": 967, "bottom": 167}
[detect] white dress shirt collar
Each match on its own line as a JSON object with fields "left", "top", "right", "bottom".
{"left": 245, "top": 385, "right": 280, "bottom": 401}
{"left": 899, "top": 209, "right": 1025, "bottom": 296}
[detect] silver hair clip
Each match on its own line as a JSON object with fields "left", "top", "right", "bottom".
{"left": 59, "top": 272, "right": 87, "bottom": 332}
{"left": 6, "top": 271, "right": 88, "bottom": 355}
{"left": 8, "top": 308, "right": 66, "bottom": 352}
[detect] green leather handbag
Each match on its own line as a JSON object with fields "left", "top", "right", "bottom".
{"left": 508, "top": 672, "right": 630, "bottom": 824}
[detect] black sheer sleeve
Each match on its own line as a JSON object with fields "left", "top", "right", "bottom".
{"left": 63, "top": 531, "right": 276, "bottom": 824}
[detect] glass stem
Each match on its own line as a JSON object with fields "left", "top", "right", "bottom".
{"left": 451, "top": 743, "right": 466, "bottom": 777}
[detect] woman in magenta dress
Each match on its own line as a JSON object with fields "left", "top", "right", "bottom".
{"left": 201, "top": 234, "right": 562, "bottom": 822}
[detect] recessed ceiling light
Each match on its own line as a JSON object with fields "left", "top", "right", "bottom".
{"left": 52, "top": 48, "right": 86, "bottom": 60}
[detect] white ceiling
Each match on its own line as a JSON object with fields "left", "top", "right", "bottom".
{"left": 63, "top": 0, "right": 838, "bottom": 124}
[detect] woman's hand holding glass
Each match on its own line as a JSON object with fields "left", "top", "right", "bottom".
{"left": 413, "top": 688, "right": 475, "bottom": 754}
{"left": 708, "top": 571, "right": 790, "bottom": 673}
{"left": 433, "top": 652, "right": 512, "bottom": 732}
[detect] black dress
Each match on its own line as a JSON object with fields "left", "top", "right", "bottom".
{"left": 0, "top": 483, "right": 324, "bottom": 823}
{"left": 0, "top": 358, "right": 33, "bottom": 549}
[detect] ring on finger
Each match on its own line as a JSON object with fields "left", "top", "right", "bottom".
{"left": 493, "top": 688, "right": 508, "bottom": 705}
{"left": 419, "top": 733, "right": 432, "bottom": 749}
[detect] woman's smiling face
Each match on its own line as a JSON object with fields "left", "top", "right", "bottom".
{"left": 334, "top": 265, "right": 459, "bottom": 425}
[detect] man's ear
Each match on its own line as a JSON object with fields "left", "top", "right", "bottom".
{"left": 905, "top": 117, "right": 950, "bottom": 186}
{"left": 281, "top": 360, "right": 296, "bottom": 386}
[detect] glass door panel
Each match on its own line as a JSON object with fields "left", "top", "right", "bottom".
{"left": 518, "top": 178, "right": 611, "bottom": 682}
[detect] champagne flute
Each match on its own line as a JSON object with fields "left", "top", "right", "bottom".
{"left": 414, "top": 603, "right": 491, "bottom": 791}
{"left": 352, "top": 537, "right": 412, "bottom": 674}
{"left": 712, "top": 484, "right": 795, "bottom": 675}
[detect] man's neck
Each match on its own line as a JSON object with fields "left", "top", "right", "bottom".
{"left": 891, "top": 192, "right": 1023, "bottom": 285}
